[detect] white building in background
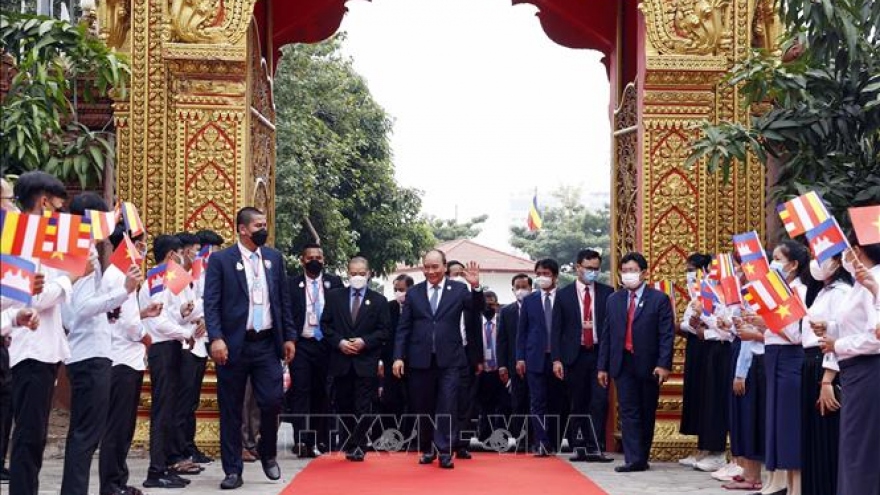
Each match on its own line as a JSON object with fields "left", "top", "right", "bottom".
{"left": 382, "top": 238, "right": 535, "bottom": 305}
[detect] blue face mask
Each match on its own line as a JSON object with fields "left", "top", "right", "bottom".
{"left": 770, "top": 260, "right": 790, "bottom": 279}
{"left": 581, "top": 270, "right": 599, "bottom": 284}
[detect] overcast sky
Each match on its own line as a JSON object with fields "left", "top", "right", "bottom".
{"left": 338, "top": 0, "right": 610, "bottom": 252}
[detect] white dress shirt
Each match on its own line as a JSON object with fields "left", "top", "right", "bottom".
{"left": 104, "top": 265, "right": 148, "bottom": 370}
{"left": 681, "top": 301, "right": 734, "bottom": 342}
{"left": 63, "top": 254, "right": 130, "bottom": 364}
{"left": 237, "top": 243, "right": 272, "bottom": 332}
{"left": 8, "top": 262, "right": 72, "bottom": 367}
{"left": 764, "top": 278, "right": 806, "bottom": 345}
{"left": 833, "top": 264, "right": 880, "bottom": 360}
{"left": 139, "top": 281, "right": 192, "bottom": 343}
{"left": 575, "top": 281, "right": 598, "bottom": 344}
{"left": 168, "top": 282, "right": 206, "bottom": 357}
{"left": 301, "top": 273, "right": 325, "bottom": 338}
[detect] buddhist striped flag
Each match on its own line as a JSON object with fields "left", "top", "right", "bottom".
{"left": 119, "top": 201, "right": 145, "bottom": 237}
{"left": 777, "top": 191, "right": 831, "bottom": 238}
{"left": 653, "top": 280, "right": 675, "bottom": 308}
{"left": 38, "top": 212, "right": 92, "bottom": 275}
{"left": 526, "top": 191, "right": 543, "bottom": 232}
{"left": 86, "top": 209, "right": 119, "bottom": 241}
{"left": 0, "top": 210, "right": 46, "bottom": 258}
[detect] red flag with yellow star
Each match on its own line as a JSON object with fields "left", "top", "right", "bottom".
{"left": 109, "top": 233, "right": 143, "bottom": 273}
{"left": 849, "top": 205, "right": 880, "bottom": 246}
{"left": 744, "top": 270, "right": 807, "bottom": 334}
{"left": 164, "top": 258, "right": 193, "bottom": 295}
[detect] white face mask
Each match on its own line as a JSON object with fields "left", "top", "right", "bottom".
{"left": 450, "top": 275, "right": 466, "bottom": 285}
{"left": 535, "top": 276, "right": 552, "bottom": 290}
{"left": 349, "top": 275, "right": 368, "bottom": 290}
{"left": 514, "top": 288, "right": 531, "bottom": 302}
{"left": 842, "top": 255, "right": 856, "bottom": 275}
{"left": 394, "top": 290, "right": 406, "bottom": 303}
{"left": 809, "top": 259, "right": 838, "bottom": 281}
{"left": 621, "top": 272, "right": 642, "bottom": 289}
{"left": 685, "top": 271, "right": 697, "bottom": 285}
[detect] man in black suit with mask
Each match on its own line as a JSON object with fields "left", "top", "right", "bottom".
{"left": 380, "top": 274, "right": 414, "bottom": 442}
{"left": 286, "top": 243, "right": 344, "bottom": 457}
{"left": 321, "top": 256, "right": 390, "bottom": 461}
{"left": 497, "top": 273, "right": 533, "bottom": 452}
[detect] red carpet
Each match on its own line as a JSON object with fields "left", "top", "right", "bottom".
{"left": 281, "top": 453, "right": 609, "bottom": 495}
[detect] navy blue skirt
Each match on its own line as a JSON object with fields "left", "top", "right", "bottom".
{"left": 764, "top": 344, "right": 803, "bottom": 471}
{"left": 729, "top": 340, "right": 764, "bottom": 461}
{"left": 838, "top": 354, "right": 880, "bottom": 495}
{"left": 679, "top": 333, "right": 705, "bottom": 436}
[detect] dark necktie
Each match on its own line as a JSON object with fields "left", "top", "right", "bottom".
{"left": 625, "top": 291, "right": 637, "bottom": 353}
{"left": 582, "top": 287, "right": 594, "bottom": 348}
{"left": 351, "top": 289, "right": 362, "bottom": 321}
{"left": 544, "top": 292, "right": 553, "bottom": 352}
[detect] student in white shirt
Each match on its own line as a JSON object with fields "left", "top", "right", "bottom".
{"left": 60, "top": 193, "right": 143, "bottom": 495}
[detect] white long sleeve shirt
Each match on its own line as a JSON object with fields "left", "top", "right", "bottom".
{"left": 168, "top": 283, "right": 206, "bottom": 358}
{"left": 833, "top": 264, "right": 880, "bottom": 361}
{"left": 803, "top": 281, "right": 852, "bottom": 371}
{"left": 104, "top": 265, "right": 148, "bottom": 370}
{"left": 8, "top": 263, "right": 72, "bottom": 367}
{"left": 138, "top": 283, "right": 193, "bottom": 344}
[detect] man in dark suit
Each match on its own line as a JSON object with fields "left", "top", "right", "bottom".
{"left": 380, "top": 274, "right": 414, "bottom": 443}
{"left": 286, "top": 243, "right": 344, "bottom": 457}
{"left": 447, "top": 260, "right": 484, "bottom": 460}
{"left": 497, "top": 273, "right": 532, "bottom": 452}
{"left": 598, "top": 252, "right": 674, "bottom": 473}
{"left": 204, "top": 207, "right": 296, "bottom": 490}
{"left": 516, "top": 259, "right": 568, "bottom": 456}
{"left": 321, "top": 256, "right": 390, "bottom": 461}
{"left": 552, "top": 249, "right": 614, "bottom": 462}
{"left": 392, "top": 250, "right": 484, "bottom": 469}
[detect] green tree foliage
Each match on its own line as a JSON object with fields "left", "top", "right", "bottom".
{"left": 427, "top": 214, "right": 487, "bottom": 242}
{"left": 686, "top": 0, "right": 880, "bottom": 233}
{"left": 510, "top": 186, "right": 611, "bottom": 284}
{"left": 0, "top": 13, "right": 129, "bottom": 188}
{"left": 274, "top": 35, "right": 434, "bottom": 275}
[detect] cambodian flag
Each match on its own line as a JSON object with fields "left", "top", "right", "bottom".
{"left": 0, "top": 255, "right": 37, "bottom": 305}
{"left": 147, "top": 263, "right": 167, "bottom": 296}
{"left": 805, "top": 217, "right": 849, "bottom": 264}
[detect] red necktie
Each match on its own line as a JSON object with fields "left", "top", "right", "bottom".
{"left": 582, "top": 287, "right": 593, "bottom": 348}
{"left": 625, "top": 291, "right": 636, "bottom": 353}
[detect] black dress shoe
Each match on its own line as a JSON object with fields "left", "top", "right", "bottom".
{"left": 584, "top": 453, "right": 614, "bottom": 463}
{"left": 143, "top": 474, "right": 187, "bottom": 489}
{"left": 614, "top": 463, "right": 649, "bottom": 473}
{"left": 261, "top": 459, "right": 281, "bottom": 480}
{"left": 418, "top": 453, "right": 437, "bottom": 465}
{"left": 570, "top": 453, "right": 588, "bottom": 462}
{"left": 220, "top": 474, "right": 243, "bottom": 490}
{"left": 346, "top": 452, "right": 365, "bottom": 462}
{"left": 438, "top": 455, "right": 454, "bottom": 469}
{"left": 455, "top": 449, "right": 472, "bottom": 459}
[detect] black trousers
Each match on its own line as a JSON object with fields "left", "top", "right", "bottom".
{"left": 566, "top": 347, "right": 608, "bottom": 453}
{"left": 526, "top": 356, "right": 568, "bottom": 452}
{"left": 333, "top": 368, "right": 378, "bottom": 454}
{"left": 286, "top": 338, "right": 330, "bottom": 450}
{"left": 455, "top": 364, "right": 480, "bottom": 451}
{"left": 61, "top": 357, "right": 113, "bottom": 495}
{"left": 509, "top": 372, "right": 530, "bottom": 450}
{"left": 9, "top": 359, "right": 58, "bottom": 495}
{"left": 147, "top": 340, "right": 182, "bottom": 475}
{"left": 174, "top": 350, "right": 207, "bottom": 460}
{"left": 408, "top": 357, "right": 459, "bottom": 454}
{"left": 378, "top": 373, "right": 415, "bottom": 445}
{"left": 99, "top": 365, "right": 144, "bottom": 495}
{"left": 697, "top": 340, "right": 731, "bottom": 452}
{"left": 216, "top": 337, "right": 283, "bottom": 476}
{"left": 476, "top": 370, "right": 510, "bottom": 441}
{"left": 0, "top": 343, "right": 12, "bottom": 471}
{"left": 615, "top": 352, "right": 661, "bottom": 467}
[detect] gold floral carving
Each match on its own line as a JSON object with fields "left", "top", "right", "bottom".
{"left": 640, "top": 0, "right": 733, "bottom": 56}
{"left": 98, "top": 0, "right": 131, "bottom": 49}
{"left": 168, "top": 0, "right": 257, "bottom": 45}
{"left": 612, "top": 82, "right": 639, "bottom": 275}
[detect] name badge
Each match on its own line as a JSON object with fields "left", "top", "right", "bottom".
{"left": 252, "top": 288, "right": 264, "bottom": 305}
{"left": 484, "top": 349, "right": 493, "bottom": 361}
{"left": 307, "top": 312, "right": 318, "bottom": 326}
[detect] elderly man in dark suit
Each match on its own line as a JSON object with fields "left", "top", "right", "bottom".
{"left": 392, "top": 249, "right": 484, "bottom": 469}
{"left": 598, "top": 252, "right": 674, "bottom": 473}
{"left": 204, "top": 207, "right": 296, "bottom": 490}
{"left": 321, "top": 256, "right": 390, "bottom": 461}
{"left": 552, "top": 249, "right": 614, "bottom": 462}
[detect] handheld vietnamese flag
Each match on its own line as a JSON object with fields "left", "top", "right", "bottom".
{"left": 0, "top": 210, "right": 47, "bottom": 258}
{"left": 120, "top": 201, "right": 145, "bottom": 237}
{"left": 733, "top": 231, "right": 771, "bottom": 281}
{"left": 849, "top": 205, "right": 880, "bottom": 246}
{"left": 526, "top": 191, "right": 543, "bottom": 232}
{"left": 776, "top": 191, "right": 830, "bottom": 238}
{"left": 109, "top": 233, "right": 143, "bottom": 273}
{"left": 147, "top": 263, "right": 167, "bottom": 296}
{"left": 191, "top": 245, "right": 210, "bottom": 280}
{"left": 38, "top": 212, "right": 92, "bottom": 276}
{"left": 744, "top": 270, "right": 807, "bottom": 334}
{"left": 805, "top": 217, "right": 850, "bottom": 264}
{"left": 0, "top": 255, "right": 37, "bottom": 305}
{"left": 86, "top": 209, "right": 119, "bottom": 241}
{"left": 164, "top": 258, "right": 193, "bottom": 295}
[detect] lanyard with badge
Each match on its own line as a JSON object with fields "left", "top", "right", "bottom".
{"left": 249, "top": 251, "right": 264, "bottom": 307}
{"left": 306, "top": 279, "right": 321, "bottom": 326}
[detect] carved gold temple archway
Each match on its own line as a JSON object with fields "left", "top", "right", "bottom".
{"left": 105, "top": 0, "right": 773, "bottom": 460}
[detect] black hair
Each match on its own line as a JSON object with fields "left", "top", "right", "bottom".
{"left": 446, "top": 259, "right": 464, "bottom": 275}
{"left": 534, "top": 258, "right": 560, "bottom": 276}
{"left": 175, "top": 232, "right": 200, "bottom": 248}
{"left": 775, "top": 240, "right": 811, "bottom": 283}
{"left": 484, "top": 290, "right": 498, "bottom": 301}
{"left": 235, "top": 207, "right": 263, "bottom": 230}
{"left": 859, "top": 243, "right": 880, "bottom": 265}
{"left": 69, "top": 192, "right": 108, "bottom": 215}
{"left": 825, "top": 254, "right": 854, "bottom": 287}
{"left": 108, "top": 221, "right": 144, "bottom": 249}
{"left": 13, "top": 171, "right": 67, "bottom": 211}
{"left": 394, "top": 274, "right": 415, "bottom": 288}
{"left": 686, "top": 252, "right": 712, "bottom": 272}
{"left": 577, "top": 249, "right": 602, "bottom": 265}
{"left": 620, "top": 252, "right": 649, "bottom": 271}
{"left": 196, "top": 229, "right": 224, "bottom": 247}
{"left": 511, "top": 273, "right": 533, "bottom": 286}
{"left": 301, "top": 242, "right": 322, "bottom": 255}
{"left": 153, "top": 234, "right": 183, "bottom": 264}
